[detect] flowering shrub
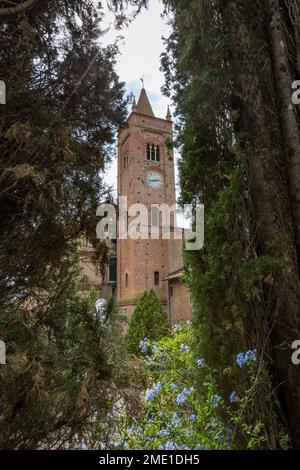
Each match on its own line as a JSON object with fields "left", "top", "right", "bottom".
{"left": 116, "top": 323, "right": 231, "bottom": 450}
{"left": 98, "top": 322, "right": 286, "bottom": 450}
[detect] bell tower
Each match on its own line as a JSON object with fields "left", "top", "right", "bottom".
{"left": 117, "top": 88, "right": 183, "bottom": 316}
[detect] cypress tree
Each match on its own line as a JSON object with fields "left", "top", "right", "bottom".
{"left": 126, "top": 289, "right": 170, "bottom": 354}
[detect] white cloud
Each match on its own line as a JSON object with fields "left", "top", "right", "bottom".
{"left": 99, "top": 0, "right": 177, "bottom": 197}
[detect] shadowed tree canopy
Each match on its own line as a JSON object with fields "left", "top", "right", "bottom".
{"left": 0, "top": 1, "right": 40, "bottom": 18}
{"left": 0, "top": 0, "right": 147, "bottom": 450}
{"left": 0, "top": 0, "right": 148, "bottom": 20}
{"left": 0, "top": 0, "right": 147, "bottom": 306}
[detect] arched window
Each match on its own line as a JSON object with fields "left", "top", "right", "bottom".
{"left": 146, "top": 144, "right": 161, "bottom": 162}
{"left": 125, "top": 273, "right": 129, "bottom": 288}
{"left": 151, "top": 144, "right": 156, "bottom": 161}
{"left": 147, "top": 143, "right": 151, "bottom": 160}
{"left": 156, "top": 146, "right": 160, "bottom": 162}
{"left": 154, "top": 271, "right": 160, "bottom": 286}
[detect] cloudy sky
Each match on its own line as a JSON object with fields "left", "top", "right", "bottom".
{"left": 100, "top": 0, "right": 174, "bottom": 194}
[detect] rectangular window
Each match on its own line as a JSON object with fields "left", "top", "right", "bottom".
{"left": 154, "top": 271, "right": 160, "bottom": 286}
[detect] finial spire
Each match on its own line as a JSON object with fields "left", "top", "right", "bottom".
{"left": 140, "top": 76, "right": 144, "bottom": 88}
{"left": 166, "top": 105, "right": 172, "bottom": 121}
{"left": 135, "top": 87, "right": 155, "bottom": 117}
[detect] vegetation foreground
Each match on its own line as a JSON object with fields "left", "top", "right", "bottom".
{"left": 1, "top": 0, "right": 300, "bottom": 450}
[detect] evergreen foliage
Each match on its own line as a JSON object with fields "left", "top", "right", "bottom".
{"left": 0, "top": 252, "right": 131, "bottom": 449}
{"left": 3, "top": 0, "right": 300, "bottom": 451}
{"left": 0, "top": 0, "right": 147, "bottom": 449}
{"left": 0, "top": 0, "right": 127, "bottom": 305}
{"left": 126, "top": 290, "right": 170, "bottom": 354}
{"left": 161, "top": 0, "right": 300, "bottom": 448}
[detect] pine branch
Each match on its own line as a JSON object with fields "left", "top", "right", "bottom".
{"left": 0, "top": 0, "right": 39, "bottom": 18}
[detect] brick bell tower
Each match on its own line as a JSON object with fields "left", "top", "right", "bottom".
{"left": 117, "top": 87, "right": 185, "bottom": 317}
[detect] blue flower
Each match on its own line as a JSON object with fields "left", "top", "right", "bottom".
{"left": 145, "top": 389, "right": 155, "bottom": 402}
{"left": 165, "top": 441, "right": 176, "bottom": 450}
{"left": 229, "top": 391, "right": 238, "bottom": 403}
{"left": 172, "top": 411, "right": 181, "bottom": 425}
{"left": 139, "top": 338, "right": 150, "bottom": 353}
{"left": 158, "top": 429, "right": 170, "bottom": 437}
{"left": 210, "top": 394, "right": 222, "bottom": 408}
{"left": 170, "top": 383, "right": 178, "bottom": 391}
{"left": 196, "top": 358, "right": 205, "bottom": 368}
{"left": 188, "top": 414, "right": 196, "bottom": 423}
{"left": 236, "top": 349, "right": 257, "bottom": 368}
{"left": 173, "top": 324, "right": 181, "bottom": 331}
{"left": 78, "top": 443, "right": 88, "bottom": 450}
{"left": 180, "top": 343, "right": 190, "bottom": 353}
{"left": 128, "top": 424, "right": 135, "bottom": 433}
{"left": 236, "top": 352, "right": 245, "bottom": 368}
{"left": 245, "top": 349, "right": 257, "bottom": 362}
{"left": 176, "top": 387, "right": 193, "bottom": 405}
{"left": 176, "top": 393, "right": 186, "bottom": 405}
{"left": 145, "top": 383, "right": 163, "bottom": 402}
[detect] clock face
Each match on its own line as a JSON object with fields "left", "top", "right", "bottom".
{"left": 146, "top": 171, "right": 163, "bottom": 189}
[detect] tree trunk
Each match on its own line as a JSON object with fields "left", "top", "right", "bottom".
{"left": 226, "top": 0, "right": 300, "bottom": 448}
{"left": 266, "top": 0, "right": 300, "bottom": 267}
